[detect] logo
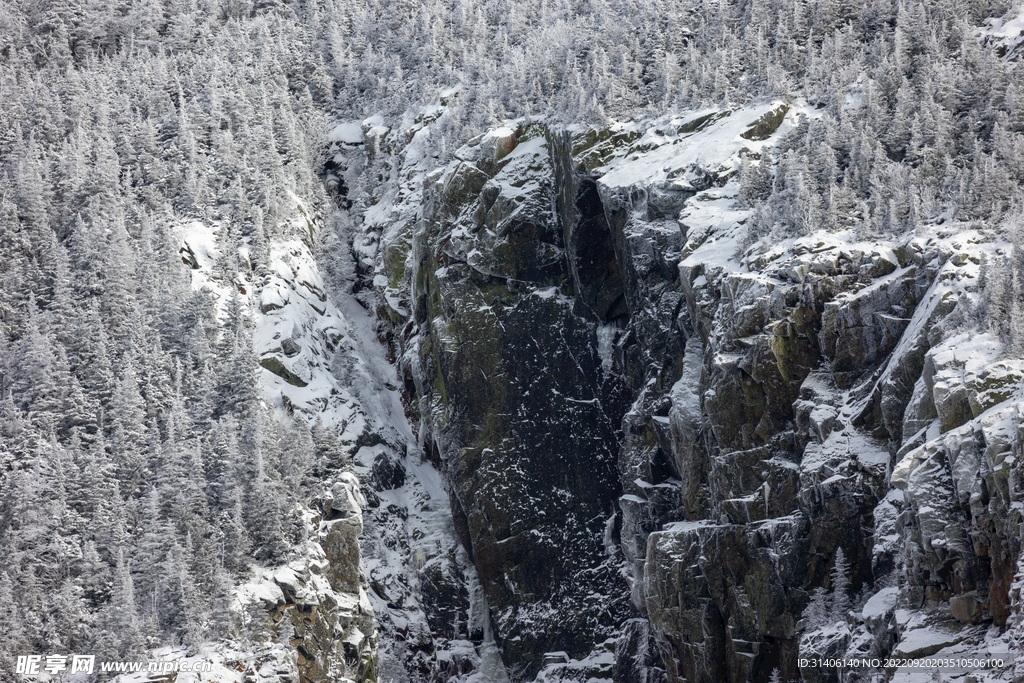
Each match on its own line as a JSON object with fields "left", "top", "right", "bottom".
{"left": 15, "top": 654, "right": 212, "bottom": 677}
{"left": 16, "top": 655, "right": 95, "bottom": 675}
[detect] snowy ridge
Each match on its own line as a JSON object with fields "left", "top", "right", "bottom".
{"left": 643, "top": 121, "right": 1024, "bottom": 680}
{"left": 656, "top": 123, "right": 1024, "bottom": 680}
{"left": 179, "top": 202, "right": 405, "bottom": 439}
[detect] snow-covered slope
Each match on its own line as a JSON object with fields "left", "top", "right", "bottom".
{"left": 101, "top": 206, "right": 387, "bottom": 683}
{"left": 101, "top": 99, "right": 520, "bottom": 683}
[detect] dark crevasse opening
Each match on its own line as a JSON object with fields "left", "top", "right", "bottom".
{"left": 322, "top": 144, "right": 354, "bottom": 210}
{"left": 571, "top": 178, "right": 628, "bottom": 323}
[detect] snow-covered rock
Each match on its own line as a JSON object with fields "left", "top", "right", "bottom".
{"left": 363, "top": 102, "right": 1024, "bottom": 683}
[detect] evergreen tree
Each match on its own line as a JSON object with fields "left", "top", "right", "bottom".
{"left": 805, "top": 586, "right": 829, "bottom": 629}
{"left": 109, "top": 356, "right": 148, "bottom": 469}
{"left": 831, "top": 547, "right": 851, "bottom": 619}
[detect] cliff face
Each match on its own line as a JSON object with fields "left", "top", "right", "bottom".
{"left": 411, "top": 125, "right": 634, "bottom": 674}
{"left": 355, "top": 104, "right": 1024, "bottom": 683}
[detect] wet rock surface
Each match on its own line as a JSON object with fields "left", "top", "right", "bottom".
{"left": 410, "top": 124, "right": 634, "bottom": 674}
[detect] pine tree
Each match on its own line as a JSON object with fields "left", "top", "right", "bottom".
{"left": 107, "top": 549, "right": 144, "bottom": 654}
{"left": 805, "top": 586, "right": 829, "bottom": 628}
{"left": 0, "top": 572, "right": 26, "bottom": 657}
{"left": 740, "top": 147, "right": 774, "bottom": 206}
{"left": 109, "top": 356, "right": 148, "bottom": 469}
{"left": 133, "top": 486, "right": 170, "bottom": 623}
{"left": 101, "top": 218, "right": 137, "bottom": 340}
{"left": 1011, "top": 300, "right": 1024, "bottom": 357}
{"left": 60, "top": 370, "right": 96, "bottom": 437}
{"left": 74, "top": 303, "right": 116, "bottom": 406}
{"left": 831, "top": 547, "right": 851, "bottom": 620}
{"left": 213, "top": 295, "right": 259, "bottom": 419}
{"left": 245, "top": 441, "right": 289, "bottom": 563}
{"left": 12, "top": 296, "right": 49, "bottom": 396}
{"left": 221, "top": 491, "right": 253, "bottom": 576}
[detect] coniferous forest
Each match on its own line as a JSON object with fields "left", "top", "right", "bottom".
{"left": 5, "top": 0, "right": 1024, "bottom": 681}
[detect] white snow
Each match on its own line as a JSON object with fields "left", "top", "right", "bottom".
{"left": 980, "top": 7, "right": 1024, "bottom": 60}
{"left": 328, "top": 121, "right": 365, "bottom": 145}
{"left": 597, "top": 102, "right": 804, "bottom": 190}
{"left": 861, "top": 586, "right": 899, "bottom": 620}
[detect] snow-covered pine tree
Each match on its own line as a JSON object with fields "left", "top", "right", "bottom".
{"left": 831, "top": 547, "right": 851, "bottom": 620}
{"left": 805, "top": 586, "right": 829, "bottom": 629}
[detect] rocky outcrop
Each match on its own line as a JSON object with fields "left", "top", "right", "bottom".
{"left": 235, "top": 474, "right": 377, "bottom": 683}
{"left": 363, "top": 104, "right": 1024, "bottom": 683}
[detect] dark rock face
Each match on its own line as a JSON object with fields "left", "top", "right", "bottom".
{"left": 645, "top": 517, "right": 810, "bottom": 682}
{"left": 380, "top": 118, "right": 880, "bottom": 681}
{"left": 408, "top": 125, "right": 634, "bottom": 674}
